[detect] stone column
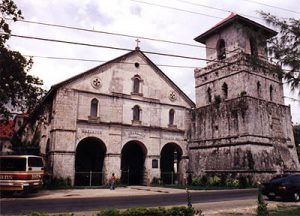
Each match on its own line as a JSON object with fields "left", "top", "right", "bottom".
{"left": 103, "top": 153, "right": 121, "bottom": 184}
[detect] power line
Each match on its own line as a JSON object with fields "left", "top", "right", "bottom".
{"left": 129, "top": 0, "right": 224, "bottom": 19}
{"left": 16, "top": 19, "right": 206, "bottom": 49}
{"left": 240, "top": 0, "right": 300, "bottom": 15}
{"left": 174, "top": 0, "right": 263, "bottom": 21}
{"left": 8, "top": 33, "right": 214, "bottom": 62}
{"left": 24, "top": 55, "right": 199, "bottom": 69}
{"left": 7, "top": 33, "right": 300, "bottom": 74}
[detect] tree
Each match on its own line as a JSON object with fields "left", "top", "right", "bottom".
{"left": 259, "top": 12, "right": 300, "bottom": 94}
{"left": 293, "top": 124, "right": 300, "bottom": 161}
{"left": 0, "top": 0, "right": 45, "bottom": 118}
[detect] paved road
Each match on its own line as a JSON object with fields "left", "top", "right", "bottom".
{"left": 1, "top": 188, "right": 257, "bottom": 215}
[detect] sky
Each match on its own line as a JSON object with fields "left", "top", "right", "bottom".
{"left": 7, "top": 0, "right": 300, "bottom": 124}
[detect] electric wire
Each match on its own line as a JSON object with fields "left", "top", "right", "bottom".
{"left": 8, "top": 33, "right": 300, "bottom": 74}
{"left": 173, "top": 0, "right": 263, "bottom": 21}
{"left": 24, "top": 55, "right": 199, "bottom": 69}
{"left": 129, "top": 0, "right": 224, "bottom": 19}
{"left": 239, "top": 0, "right": 300, "bottom": 15}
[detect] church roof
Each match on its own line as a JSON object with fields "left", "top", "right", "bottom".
{"left": 194, "top": 13, "right": 277, "bottom": 44}
{"left": 44, "top": 49, "right": 195, "bottom": 107}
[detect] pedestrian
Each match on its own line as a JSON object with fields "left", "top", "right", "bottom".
{"left": 110, "top": 173, "right": 116, "bottom": 190}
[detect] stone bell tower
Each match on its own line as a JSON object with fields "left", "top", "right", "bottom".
{"left": 189, "top": 13, "right": 299, "bottom": 182}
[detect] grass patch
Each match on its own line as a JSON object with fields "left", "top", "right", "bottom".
{"left": 269, "top": 205, "right": 300, "bottom": 216}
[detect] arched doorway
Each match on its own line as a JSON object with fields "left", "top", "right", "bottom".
{"left": 75, "top": 137, "right": 106, "bottom": 186}
{"left": 121, "top": 141, "right": 147, "bottom": 185}
{"left": 160, "top": 143, "right": 183, "bottom": 184}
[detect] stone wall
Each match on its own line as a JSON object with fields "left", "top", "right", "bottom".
{"left": 189, "top": 96, "right": 299, "bottom": 182}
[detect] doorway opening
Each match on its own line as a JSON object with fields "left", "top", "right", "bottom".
{"left": 160, "top": 143, "right": 183, "bottom": 184}
{"left": 75, "top": 137, "right": 106, "bottom": 186}
{"left": 121, "top": 141, "right": 147, "bottom": 185}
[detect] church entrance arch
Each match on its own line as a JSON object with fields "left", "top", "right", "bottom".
{"left": 160, "top": 143, "right": 183, "bottom": 184}
{"left": 75, "top": 137, "right": 106, "bottom": 186}
{"left": 121, "top": 141, "right": 147, "bottom": 185}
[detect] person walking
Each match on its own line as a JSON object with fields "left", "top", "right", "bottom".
{"left": 110, "top": 173, "right": 116, "bottom": 190}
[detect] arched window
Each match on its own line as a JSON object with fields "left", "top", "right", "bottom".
{"left": 216, "top": 39, "right": 226, "bottom": 60}
{"left": 169, "top": 109, "right": 175, "bottom": 125}
{"left": 133, "top": 105, "right": 141, "bottom": 121}
{"left": 132, "top": 75, "right": 141, "bottom": 94}
{"left": 250, "top": 37, "right": 258, "bottom": 56}
{"left": 257, "top": 81, "right": 261, "bottom": 97}
{"left": 222, "top": 82, "right": 228, "bottom": 99}
{"left": 207, "top": 87, "right": 212, "bottom": 103}
{"left": 90, "top": 98, "right": 98, "bottom": 117}
{"left": 270, "top": 85, "right": 273, "bottom": 101}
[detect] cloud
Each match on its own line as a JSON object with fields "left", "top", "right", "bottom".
{"left": 8, "top": 0, "right": 300, "bottom": 123}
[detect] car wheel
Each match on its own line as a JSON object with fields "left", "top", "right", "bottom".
{"left": 293, "top": 192, "right": 300, "bottom": 202}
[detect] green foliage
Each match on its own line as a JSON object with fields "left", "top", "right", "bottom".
{"left": 293, "top": 124, "right": 300, "bottom": 162}
{"left": 0, "top": 0, "right": 45, "bottom": 118}
{"left": 97, "top": 206, "right": 195, "bottom": 216}
{"left": 207, "top": 175, "right": 221, "bottom": 186}
{"left": 225, "top": 177, "right": 240, "bottom": 188}
{"left": 293, "top": 124, "right": 300, "bottom": 146}
{"left": 259, "top": 12, "right": 300, "bottom": 94}
{"left": 46, "top": 177, "right": 72, "bottom": 189}
{"left": 257, "top": 189, "right": 269, "bottom": 216}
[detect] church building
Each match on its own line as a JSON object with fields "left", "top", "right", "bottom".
{"left": 19, "top": 14, "right": 299, "bottom": 186}
{"left": 37, "top": 47, "right": 194, "bottom": 186}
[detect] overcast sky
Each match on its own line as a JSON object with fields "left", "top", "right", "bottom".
{"left": 8, "top": 0, "right": 300, "bottom": 123}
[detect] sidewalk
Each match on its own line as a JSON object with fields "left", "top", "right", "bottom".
{"left": 8, "top": 186, "right": 187, "bottom": 200}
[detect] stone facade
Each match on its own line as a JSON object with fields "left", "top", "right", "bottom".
{"left": 37, "top": 49, "right": 194, "bottom": 185}
{"left": 189, "top": 14, "right": 300, "bottom": 182}
{"left": 23, "top": 14, "right": 299, "bottom": 186}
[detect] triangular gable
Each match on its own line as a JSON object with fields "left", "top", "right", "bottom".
{"left": 44, "top": 49, "right": 195, "bottom": 107}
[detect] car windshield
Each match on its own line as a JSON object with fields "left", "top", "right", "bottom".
{"left": 0, "top": 158, "right": 27, "bottom": 171}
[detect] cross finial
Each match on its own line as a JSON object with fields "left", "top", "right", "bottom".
{"left": 135, "top": 38, "right": 140, "bottom": 50}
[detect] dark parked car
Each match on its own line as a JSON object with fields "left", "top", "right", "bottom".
{"left": 262, "top": 174, "right": 300, "bottom": 201}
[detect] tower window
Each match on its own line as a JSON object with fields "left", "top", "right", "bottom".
{"left": 207, "top": 87, "right": 212, "bottom": 103}
{"left": 270, "top": 85, "right": 273, "bottom": 101}
{"left": 257, "top": 81, "right": 261, "bottom": 97}
{"left": 90, "top": 98, "right": 98, "bottom": 117}
{"left": 169, "top": 109, "right": 175, "bottom": 125}
{"left": 222, "top": 82, "right": 228, "bottom": 99}
{"left": 250, "top": 37, "right": 258, "bottom": 56}
{"left": 216, "top": 39, "right": 226, "bottom": 60}
{"left": 133, "top": 105, "right": 141, "bottom": 121}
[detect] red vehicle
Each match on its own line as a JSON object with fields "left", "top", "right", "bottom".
{"left": 262, "top": 174, "right": 300, "bottom": 201}
{"left": 0, "top": 155, "right": 45, "bottom": 194}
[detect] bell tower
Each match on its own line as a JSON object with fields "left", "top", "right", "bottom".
{"left": 189, "top": 13, "right": 299, "bottom": 182}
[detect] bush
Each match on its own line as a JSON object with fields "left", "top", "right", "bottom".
{"left": 97, "top": 206, "right": 195, "bottom": 216}
{"left": 207, "top": 176, "right": 221, "bottom": 186}
{"left": 191, "top": 177, "right": 202, "bottom": 186}
{"left": 225, "top": 178, "right": 240, "bottom": 188}
{"left": 47, "top": 177, "right": 72, "bottom": 188}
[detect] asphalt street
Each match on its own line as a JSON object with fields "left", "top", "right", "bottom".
{"left": 0, "top": 187, "right": 257, "bottom": 215}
